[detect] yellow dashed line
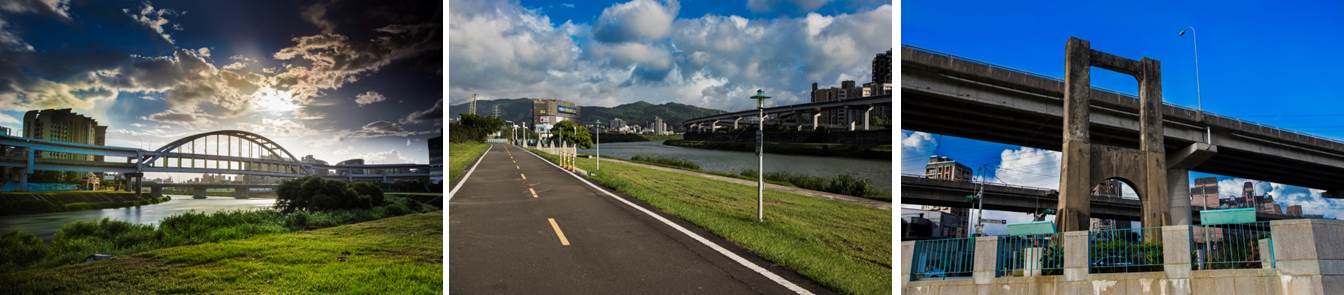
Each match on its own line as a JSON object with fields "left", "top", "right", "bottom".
{"left": 529, "top": 187, "right": 538, "bottom": 198}
{"left": 520, "top": 173, "right": 527, "bottom": 180}
{"left": 548, "top": 218, "right": 571, "bottom": 246}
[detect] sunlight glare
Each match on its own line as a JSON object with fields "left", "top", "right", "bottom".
{"left": 252, "top": 87, "right": 299, "bottom": 112}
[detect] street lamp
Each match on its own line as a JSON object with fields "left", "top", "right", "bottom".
{"left": 749, "top": 89, "right": 771, "bottom": 223}
{"left": 595, "top": 123, "right": 601, "bottom": 175}
{"left": 1179, "top": 26, "right": 1212, "bottom": 144}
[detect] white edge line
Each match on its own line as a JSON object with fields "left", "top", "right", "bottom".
{"left": 521, "top": 146, "right": 814, "bottom": 295}
{"left": 448, "top": 144, "right": 493, "bottom": 200}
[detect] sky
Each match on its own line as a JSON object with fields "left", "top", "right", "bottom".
{"left": 448, "top": 0, "right": 892, "bottom": 112}
{"left": 0, "top": 0, "right": 443, "bottom": 172}
{"left": 901, "top": 0, "right": 1344, "bottom": 232}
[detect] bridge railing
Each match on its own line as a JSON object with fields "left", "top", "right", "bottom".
{"left": 908, "top": 236, "right": 976, "bottom": 281}
{"left": 1087, "top": 226, "right": 1164, "bottom": 273}
{"left": 1190, "top": 221, "right": 1275, "bottom": 270}
{"left": 995, "top": 232, "right": 1064, "bottom": 277}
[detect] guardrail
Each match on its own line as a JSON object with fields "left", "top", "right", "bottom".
{"left": 995, "top": 232, "right": 1064, "bottom": 277}
{"left": 1191, "top": 221, "right": 1275, "bottom": 270}
{"left": 909, "top": 236, "right": 976, "bottom": 281}
{"left": 1088, "top": 226, "right": 1164, "bottom": 273}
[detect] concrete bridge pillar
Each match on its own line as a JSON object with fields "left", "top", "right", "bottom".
{"left": 848, "top": 120, "right": 856, "bottom": 131}
{"left": 192, "top": 187, "right": 207, "bottom": 199}
{"left": 1056, "top": 37, "right": 1170, "bottom": 234}
{"left": 711, "top": 120, "right": 720, "bottom": 133}
{"left": 150, "top": 185, "right": 163, "bottom": 199}
{"left": 733, "top": 117, "right": 741, "bottom": 130}
{"left": 863, "top": 106, "right": 874, "bottom": 130}
{"left": 234, "top": 187, "right": 249, "bottom": 199}
{"left": 812, "top": 113, "right": 820, "bottom": 130}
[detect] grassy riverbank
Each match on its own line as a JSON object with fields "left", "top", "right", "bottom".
{"left": 533, "top": 149, "right": 891, "bottom": 294}
{"left": 620, "top": 154, "right": 889, "bottom": 201}
{"left": 665, "top": 139, "right": 891, "bottom": 159}
{"left": 0, "top": 212, "right": 441, "bottom": 294}
{"left": 449, "top": 141, "right": 490, "bottom": 187}
{"left": 0, "top": 191, "right": 169, "bottom": 216}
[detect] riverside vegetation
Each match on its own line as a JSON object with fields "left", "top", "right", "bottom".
{"left": 0, "top": 176, "right": 436, "bottom": 274}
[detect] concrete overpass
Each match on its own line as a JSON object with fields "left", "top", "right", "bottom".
{"left": 901, "top": 175, "right": 1298, "bottom": 222}
{"left": 902, "top": 45, "right": 1344, "bottom": 207}
{"left": 682, "top": 94, "right": 891, "bottom": 132}
{"left": 904, "top": 45, "right": 1344, "bottom": 194}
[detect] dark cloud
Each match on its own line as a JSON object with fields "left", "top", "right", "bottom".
{"left": 400, "top": 98, "right": 441, "bottom": 124}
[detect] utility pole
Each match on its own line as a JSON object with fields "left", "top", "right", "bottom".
{"left": 469, "top": 93, "right": 478, "bottom": 115}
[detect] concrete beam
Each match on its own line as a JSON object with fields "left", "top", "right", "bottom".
{"left": 1167, "top": 142, "right": 1217, "bottom": 169}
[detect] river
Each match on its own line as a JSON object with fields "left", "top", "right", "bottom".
{"left": 578, "top": 141, "right": 892, "bottom": 191}
{"left": 0, "top": 195, "right": 275, "bottom": 238}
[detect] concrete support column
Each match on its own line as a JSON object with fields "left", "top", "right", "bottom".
{"left": 848, "top": 120, "right": 856, "bottom": 131}
{"left": 1062, "top": 231, "right": 1090, "bottom": 282}
{"left": 1139, "top": 57, "right": 1171, "bottom": 230}
{"left": 1161, "top": 225, "right": 1192, "bottom": 281}
{"left": 150, "top": 185, "right": 163, "bottom": 199}
{"left": 193, "top": 187, "right": 207, "bottom": 199}
{"left": 733, "top": 117, "right": 741, "bottom": 130}
{"left": 900, "top": 241, "right": 914, "bottom": 285}
{"left": 812, "top": 113, "right": 820, "bottom": 130}
{"left": 235, "top": 188, "right": 249, "bottom": 199}
{"left": 711, "top": 120, "right": 720, "bottom": 133}
{"left": 972, "top": 236, "right": 999, "bottom": 285}
{"left": 1057, "top": 37, "right": 1093, "bottom": 232}
{"left": 133, "top": 176, "right": 142, "bottom": 197}
{"left": 863, "top": 106, "right": 874, "bottom": 130}
{"left": 1168, "top": 168, "right": 1192, "bottom": 225}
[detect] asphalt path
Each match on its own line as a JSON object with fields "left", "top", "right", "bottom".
{"left": 449, "top": 143, "right": 807, "bottom": 294}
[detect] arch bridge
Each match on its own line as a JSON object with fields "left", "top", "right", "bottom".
{"left": 0, "top": 130, "right": 433, "bottom": 193}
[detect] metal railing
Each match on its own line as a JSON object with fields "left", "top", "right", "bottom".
{"left": 1088, "top": 226, "right": 1164, "bottom": 273}
{"left": 910, "top": 237, "right": 976, "bottom": 281}
{"left": 996, "top": 232, "right": 1064, "bottom": 277}
{"left": 1191, "top": 221, "right": 1275, "bottom": 270}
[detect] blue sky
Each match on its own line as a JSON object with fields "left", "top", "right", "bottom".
{"left": 448, "top": 0, "right": 891, "bottom": 112}
{"left": 902, "top": 0, "right": 1344, "bottom": 229}
{"left": 0, "top": 1, "right": 442, "bottom": 174}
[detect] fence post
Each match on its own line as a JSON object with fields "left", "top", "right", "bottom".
{"left": 972, "top": 236, "right": 998, "bottom": 285}
{"left": 900, "top": 241, "right": 915, "bottom": 286}
{"left": 1162, "top": 225, "right": 1192, "bottom": 281}
{"left": 1062, "top": 231, "right": 1089, "bottom": 280}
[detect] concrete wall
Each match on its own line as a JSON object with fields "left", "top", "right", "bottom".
{"left": 901, "top": 219, "right": 1344, "bottom": 294}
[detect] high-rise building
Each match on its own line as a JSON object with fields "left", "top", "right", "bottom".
{"left": 1287, "top": 205, "right": 1303, "bottom": 216}
{"left": 1090, "top": 179, "right": 1125, "bottom": 229}
{"left": 610, "top": 118, "right": 626, "bottom": 133}
{"left": 1191, "top": 177, "right": 1220, "bottom": 209}
{"left": 873, "top": 49, "right": 892, "bottom": 84}
{"left": 429, "top": 135, "right": 443, "bottom": 182}
{"left": 1242, "top": 181, "right": 1255, "bottom": 208}
{"left": 531, "top": 98, "right": 578, "bottom": 136}
{"left": 22, "top": 109, "right": 107, "bottom": 161}
{"left": 923, "top": 155, "right": 973, "bottom": 236}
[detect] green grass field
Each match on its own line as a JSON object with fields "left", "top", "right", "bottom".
{"left": 449, "top": 141, "right": 490, "bottom": 187}
{"left": 533, "top": 149, "right": 891, "bottom": 294}
{"left": 0, "top": 212, "right": 442, "bottom": 294}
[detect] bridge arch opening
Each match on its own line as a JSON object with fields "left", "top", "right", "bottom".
{"left": 1089, "top": 177, "right": 1140, "bottom": 230}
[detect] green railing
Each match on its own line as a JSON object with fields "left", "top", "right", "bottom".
{"left": 996, "top": 232, "right": 1064, "bottom": 277}
{"left": 910, "top": 237, "right": 976, "bottom": 281}
{"left": 1190, "top": 221, "right": 1274, "bottom": 270}
{"left": 1088, "top": 226, "right": 1164, "bottom": 273}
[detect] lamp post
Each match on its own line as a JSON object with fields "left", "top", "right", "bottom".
{"left": 1179, "top": 26, "right": 1212, "bottom": 144}
{"left": 595, "top": 123, "right": 601, "bottom": 175}
{"left": 749, "top": 89, "right": 771, "bottom": 222}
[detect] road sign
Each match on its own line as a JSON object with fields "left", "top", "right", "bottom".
{"left": 982, "top": 219, "right": 1007, "bottom": 225}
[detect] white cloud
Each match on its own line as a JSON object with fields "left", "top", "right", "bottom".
{"left": 993, "top": 147, "right": 1060, "bottom": 189}
{"left": 0, "top": 0, "right": 71, "bottom": 20}
{"left": 747, "top": 0, "right": 830, "bottom": 13}
{"left": 900, "top": 131, "right": 936, "bottom": 174}
{"left": 359, "top": 150, "right": 412, "bottom": 164}
{"left": 354, "top": 91, "right": 386, "bottom": 106}
{"left": 448, "top": 0, "right": 892, "bottom": 111}
{"left": 123, "top": 1, "right": 182, "bottom": 45}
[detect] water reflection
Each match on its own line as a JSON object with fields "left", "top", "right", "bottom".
{"left": 0, "top": 195, "right": 275, "bottom": 238}
{"left": 578, "top": 141, "right": 892, "bottom": 191}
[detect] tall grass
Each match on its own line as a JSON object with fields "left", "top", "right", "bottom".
{"left": 628, "top": 154, "right": 701, "bottom": 170}
{"left": 0, "top": 196, "right": 435, "bottom": 272}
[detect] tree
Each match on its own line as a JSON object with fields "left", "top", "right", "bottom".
{"left": 551, "top": 120, "right": 593, "bottom": 148}
{"left": 275, "top": 177, "right": 385, "bottom": 212}
{"left": 448, "top": 114, "right": 506, "bottom": 143}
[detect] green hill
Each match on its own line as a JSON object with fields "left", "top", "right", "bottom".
{"left": 448, "top": 99, "right": 725, "bottom": 130}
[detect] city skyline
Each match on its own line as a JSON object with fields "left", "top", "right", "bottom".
{"left": 0, "top": 1, "right": 442, "bottom": 166}
{"left": 449, "top": 0, "right": 892, "bottom": 112}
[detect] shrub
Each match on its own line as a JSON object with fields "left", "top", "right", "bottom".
{"left": 348, "top": 182, "right": 385, "bottom": 208}
{"left": 276, "top": 177, "right": 386, "bottom": 212}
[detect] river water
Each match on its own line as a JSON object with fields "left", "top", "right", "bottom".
{"left": 578, "top": 141, "right": 892, "bottom": 191}
{"left": 0, "top": 195, "right": 275, "bottom": 238}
